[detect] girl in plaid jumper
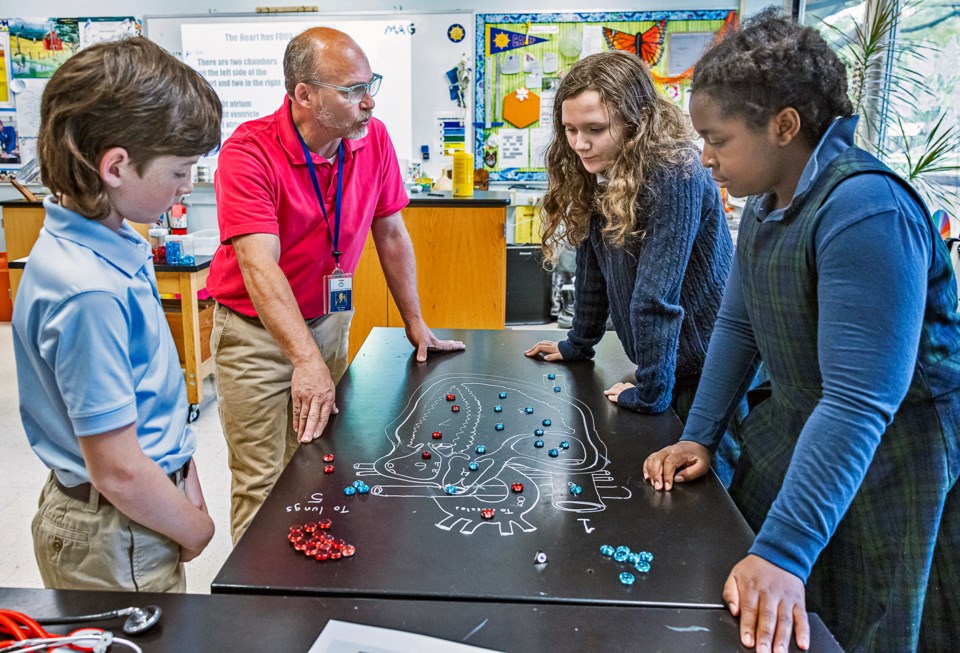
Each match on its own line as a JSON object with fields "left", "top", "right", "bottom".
{"left": 645, "top": 10, "right": 960, "bottom": 653}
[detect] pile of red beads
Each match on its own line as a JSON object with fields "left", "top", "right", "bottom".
{"left": 288, "top": 521, "right": 357, "bottom": 561}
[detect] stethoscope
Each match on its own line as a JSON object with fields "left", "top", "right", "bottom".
{"left": 0, "top": 605, "right": 160, "bottom": 652}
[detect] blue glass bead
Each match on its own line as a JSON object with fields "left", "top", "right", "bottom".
{"left": 559, "top": 441, "right": 570, "bottom": 449}
{"left": 494, "top": 405, "right": 503, "bottom": 412}
{"left": 548, "top": 373, "right": 556, "bottom": 380}
{"left": 534, "top": 428, "right": 544, "bottom": 436}
{"left": 495, "top": 423, "right": 505, "bottom": 431}
{"left": 534, "top": 439, "right": 544, "bottom": 448}
{"left": 553, "top": 386, "right": 561, "bottom": 392}
{"left": 639, "top": 551, "right": 654, "bottom": 562}
{"left": 569, "top": 484, "right": 582, "bottom": 496}
{"left": 615, "top": 546, "right": 631, "bottom": 556}
{"left": 180, "top": 255, "right": 196, "bottom": 266}
{"left": 476, "top": 445, "right": 487, "bottom": 455}
{"left": 613, "top": 550, "right": 628, "bottom": 563}
{"left": 352, "top": 480, "right": 364, "bottom": 489}
{"left": 444, "top": 484, "right": 457, "bottom": 495}
{"left": 542, "top": 419, "right": 552, "bottom": 427}
{"left": 357, "top": 483, "right": 370, "bottom": 494}
{"left": 524, "top": 407, "right": 534, "bottom": 414}
{"left": 619, "top": 572, "right": 635, "bottom": 586}
{"left": 499, "top": 391, "right": 507, "bottom": 399}
{"left": 548, "top": 448, "right": 559, "bottom": 457}
{"left": 343, "top": 486, "right": 357, "bottom": 496}
{"left": 468, "top": 462, "right": 479, "bottom": 471}
{"left": 627, "top": 553, "right": 640, "bottom": 565}
{"left": 634, "top": 561, "right": 651, "bottom": 574}
{"left": 600, "top": 544, "right": 615, "bottom": 556}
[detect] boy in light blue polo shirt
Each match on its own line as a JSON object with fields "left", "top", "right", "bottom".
{"left": 12, "top": 37, "right": 222, "bottom": 591}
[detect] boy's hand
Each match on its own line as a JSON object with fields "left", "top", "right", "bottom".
{"left": 292, "top": 357, "right": 337, "bottom": 443}
{"left": 724, "top": 555, "right": 810, "bottom": 652}
{"left": 643, "top": 441, "right": 711, "bottom": 490}
{"left": 182, "top": 459, "right": 208, "bottom": 515}
{"left": 524, "top": 340, "right": 564, "bottom": 361}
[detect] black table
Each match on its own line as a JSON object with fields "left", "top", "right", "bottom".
{"left": 214, "top": 328, "right": 755, "bottom": 608}
{"left": 0, "top": 587, "right": 842, "bottom": 652}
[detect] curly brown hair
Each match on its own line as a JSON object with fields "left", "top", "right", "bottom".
{"left": 540, "top": 50, "right": 693, "bottom": 264}
{"left": 691, "top": 7, "right": 853, "bottom": 146}
{"left": 39, "top": 37, "right": 222, "bottom": 220}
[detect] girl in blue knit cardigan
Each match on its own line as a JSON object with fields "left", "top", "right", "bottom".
{"left": 524, "top": 50, "right": 735, "bottom": 424}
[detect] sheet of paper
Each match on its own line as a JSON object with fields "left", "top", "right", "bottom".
{"left": 14, "top": 79, "right": 46, "bottom": 138}
{"left": 308, "top": 619, "right": 503, "bottom": 653}
{"left": 529, "top": 128, "right": 551, "bottom": 169}
{"left": 498, "top": 128, "right": 529, "bottom": 169}
{"left": 582, "top": 25, "right": 604, "bottom": 57}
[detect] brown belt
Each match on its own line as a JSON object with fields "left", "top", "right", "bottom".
{"left": 53, "top": 460, "right": 191, "bottom": 507}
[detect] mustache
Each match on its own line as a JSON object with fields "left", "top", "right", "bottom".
{"left": 358, "top": 111, "right": 373, "bottom": 122}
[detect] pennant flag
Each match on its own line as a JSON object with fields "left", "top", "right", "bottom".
{"left": 486, "top": 26, "right": 549, "bottom": 56}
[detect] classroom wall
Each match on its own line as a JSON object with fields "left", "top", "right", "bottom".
{"left": 0, "top": 1, "right": 782, "bottom": 247}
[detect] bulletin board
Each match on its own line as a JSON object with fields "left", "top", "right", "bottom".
{"left": 0, "top": 17, "right": 141, "bottom": 175}
{"left": 474, "top": 10, "right": 737, "bottom": 182}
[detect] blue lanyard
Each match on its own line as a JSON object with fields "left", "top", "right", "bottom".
{"left": 293, "top": 117, "right": 345, "bottom": 268}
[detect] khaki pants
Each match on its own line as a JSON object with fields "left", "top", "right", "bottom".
{"left": 32, "top": 473, "right": 186, "bottom": 592}
{"left": 212, "top": 303, "right": 352, "bottom": 544}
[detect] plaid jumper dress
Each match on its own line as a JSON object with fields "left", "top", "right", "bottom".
{"left": 733, "top": 147, "right": 960, "bottom": 652}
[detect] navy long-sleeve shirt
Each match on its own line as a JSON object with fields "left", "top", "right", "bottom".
{"left": 682, "top": 117, "right": 937, "bottom": 581}
{"left": 558, "top": 152, "right": 733, "bottom": 413}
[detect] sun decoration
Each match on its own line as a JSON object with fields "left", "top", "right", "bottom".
{"left": 494, "top": 32, "right": 510, "bottom": 49}
{"left": 447, "top": 24, "right": 465, "bottom": 43}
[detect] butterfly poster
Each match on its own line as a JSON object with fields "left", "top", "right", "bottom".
{"left": 476, "top": 10, "right": 736, "bottom": 182}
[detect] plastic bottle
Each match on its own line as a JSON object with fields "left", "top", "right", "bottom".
{"left": 170, "top": 202, "right": 188, "bottom": 235}
{"left": 148, "top": 227, "right": 168, "bottom": 265}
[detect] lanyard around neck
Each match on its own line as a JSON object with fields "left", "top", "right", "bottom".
{"left": 293, "top": 114, "right": 345, "bottom": 268}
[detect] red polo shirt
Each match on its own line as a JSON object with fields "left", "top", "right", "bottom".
{"left": 207, "top": 98, "right": 408, "bottom": 318}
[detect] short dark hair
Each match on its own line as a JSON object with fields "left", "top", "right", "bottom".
{"left": 38, "top": 37, "right": 222, "bottom": 220}
{"left": 691, "top": 7, "right": 853, "bottom": 146}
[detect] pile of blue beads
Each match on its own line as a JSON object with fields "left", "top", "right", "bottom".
{"left": 344, "top": 479, "right": 370, "bottom": 495}
{"left": 600, "top": 544, "right": 655, "bottom": 585}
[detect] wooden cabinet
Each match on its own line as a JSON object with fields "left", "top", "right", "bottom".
{"left": 348, "top": 195, "right": 509, "bottom": 361}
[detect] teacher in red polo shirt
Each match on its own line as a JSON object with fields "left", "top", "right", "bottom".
{"left": 208, "top": 26, "right": 465, "bottom": 542}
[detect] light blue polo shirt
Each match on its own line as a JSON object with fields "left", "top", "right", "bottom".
{"left": 12, "top": 197, "right": 195, "bottom": 487}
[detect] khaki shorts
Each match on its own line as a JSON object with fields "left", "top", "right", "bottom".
{"left": 32, "top": 472, "right": 186, "bottom": 592}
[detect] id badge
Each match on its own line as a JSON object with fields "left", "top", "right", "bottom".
{"left": 324, "top": 271, "right": 353, "bottom": 313}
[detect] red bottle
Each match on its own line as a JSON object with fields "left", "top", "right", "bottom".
{"left": 170, "top": 203, "right": 188, "bottom": 235}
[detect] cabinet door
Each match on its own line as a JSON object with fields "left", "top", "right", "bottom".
{"left": 386, "top": 206, "right": 506, "bottom": 330}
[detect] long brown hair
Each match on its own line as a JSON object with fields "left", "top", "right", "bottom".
{"left": 39, "top": 37, "right": 222, "bottom": 220}
{"left": 541, "top": 50, "right": 692, "bottom": 263}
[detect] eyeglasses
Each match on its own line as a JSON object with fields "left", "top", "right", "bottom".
{"left": 305, "top": 73, "right": 382, "bottom": 104}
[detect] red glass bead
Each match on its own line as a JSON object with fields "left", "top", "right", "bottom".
{"left": 318, "top": 518, "right": 332, "bottom": 530}
{"left": 322, "top": 454, "right": 335, "bottom": 463}
{"left": 303, "top": 522, "right": 317, "bottom": 533}
{"left": 451, "top": 405, "right": 460, "bottom": 412}
{"left": 315, "top": 551, "right": 329, "bottom": 561}
{"left": 481, "top": 508, "right": 495, "bottom": 519}
{"left": 422, "top": 451, "right": 432, "bottom": 459}
{"left": 342, "top": 544, "right": 356, "bottom": 557}
{"left": 293, "top": 539, "right": 308, "bottom": 551}
{"left": 305, "top": 545, "right": 318, "bottom": 557}
{"left": 289, "top": 525, "right": 303, "bottom": 533}
{"left": 432, "top": 431, "right": 442, "bottom": 439}
{"left": 511, "top": 483, "right": 524, "bottom": 493}
{"left": 329, "top": 550, "right": 343, "bottom": 560}
{"left": 333, "top": 538, "right": 346, "bottom": 550}
{"left": 324, "top": 464, "right": 335, "bottom": 474}
{"left": 446, "top": 393, "right": 456, "bottom": 401}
